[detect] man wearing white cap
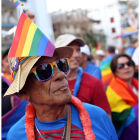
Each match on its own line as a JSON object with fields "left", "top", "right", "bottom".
{"left": 55, "top": 34, "right": 111, "bottom": 117}
{"left": 80, "top": 44, "right": 102, "bottom": 80}
{"left": 95, "top": 50, "right": 105, "bottom": 66}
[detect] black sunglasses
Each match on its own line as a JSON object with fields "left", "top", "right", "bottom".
{"left": 117, "top": 61, "right": 133, "bottom": 69}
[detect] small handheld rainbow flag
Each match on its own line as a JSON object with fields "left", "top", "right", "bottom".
{"left": 9, "top": 12, "right": 55, "bottom": 58}
{"left": 99, "top": 55, "right": 114, "bottom": 87}
{"left": 9, "top": 0, "right": 20, "bottom": 7}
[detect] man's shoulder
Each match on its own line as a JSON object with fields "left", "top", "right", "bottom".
{"left": 82, "top": 72, "right": 100, "bottom": 83}
{"left": 87, "top": 62, "right": 100, "bottom": 71}
{"left": 83, "top": 103, "right": 107, "bottom": 117}
{"left": 7, "top": 116, "right": 26, "bottom": 140}
{"left": 71, "top": 103, "right": 107, "bottom": 121}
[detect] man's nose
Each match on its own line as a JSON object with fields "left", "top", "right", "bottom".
{"left": 53, "top": 67, "right": 66, "bottom": 81}
{"left": 73, "top": 50, "right": 80, "bottom": 58}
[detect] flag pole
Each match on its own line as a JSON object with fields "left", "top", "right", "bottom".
{"left": 17, "top": 3, "right": 24, "bottom": 93}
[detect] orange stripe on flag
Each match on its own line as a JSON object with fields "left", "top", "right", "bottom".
{"left": 110, "top": 78, "right": 138, "bottom": 106}
{"left": 102, "top": 72, "right": 113, "bottom": 82}
{"left": 15, "top": 17, "right": 32, "bottom": 57}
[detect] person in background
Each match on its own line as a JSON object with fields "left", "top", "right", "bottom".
{"left": 99, "top": 46, "right": 116, "bottom": 88}
{"left": 132, "top": 47, "right": 139, "bottom": 80}
{"left": 55, "top": 34, "right": 111, "bottom": 118}
{"left": 2, "top": 52, "right": 29, "bottom": 140}
{"left": 106, "top": 54, "right": 138, "bottom": 140}
{"left": 2, "top": 48, "right": 13, "bottom": 82}
{"left": 80, "top": 44, "right": 102, "bottom": 80}
{"left": 95, "top": 49, "right": 105, "bottom": 66}
{"left": 117, "top": 46, "right": 125, "bottom": 54}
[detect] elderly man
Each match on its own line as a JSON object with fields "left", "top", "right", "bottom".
{"left": 5, "top": 44, "right": 118, "bottom": 140}
{"left": 3, "top": 21, "right": 119, "bottom": 140}
{"left": 55, "top": 34, "right": 111, "bottom": 118}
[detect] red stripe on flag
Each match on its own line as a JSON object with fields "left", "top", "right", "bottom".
{"left": 9, "top": 13, "right": 27, "bottom": 57}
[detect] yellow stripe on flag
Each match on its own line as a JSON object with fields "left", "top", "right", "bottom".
{"left": 21, "top": 22, "right": 37, "bottom": 56}
{"left": 106, "top": 86, "right": 131, "bottom": 113}
{"left": 102, "top": 68, "right": 112, "bottom": 76}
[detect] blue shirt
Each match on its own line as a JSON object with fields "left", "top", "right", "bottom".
{"left": 84, "top": 62, "right": 102, "bottom": 80}
{"left": 7, "top": 103, "right": 118, "bottom": 140}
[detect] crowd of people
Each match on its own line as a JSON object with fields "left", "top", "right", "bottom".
{"left": 2, "top": 9, "right": 139, "bottom": 140}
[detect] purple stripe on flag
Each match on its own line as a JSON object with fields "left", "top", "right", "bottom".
{"left": 2, "top": 96, "right": 22, "bottom": 127}
{"left": 119, "top": 119, "right": 138, "bottom": 140}
{"left": 44, "top": 41, "right": 55, "bottom": 57}
{"left": 133, "top": 104, "right": 138, "bottom": 125}
{"left": 36, "top": 34, "right": 49, "bottom": 56}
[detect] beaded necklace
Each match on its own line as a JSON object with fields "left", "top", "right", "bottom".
{"left": 35, "top": 115, "right": 67, "bottom": 140}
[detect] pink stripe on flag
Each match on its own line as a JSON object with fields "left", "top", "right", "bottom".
{"left": 44, "top": 41, "right": 55, "bottom": 57}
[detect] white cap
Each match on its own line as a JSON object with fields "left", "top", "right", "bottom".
{"left": 55, "top": 34, "right": 85, "bottom": 48}
{"left": 80, "top": 44, "right": 90, "bottom": 55}
{"left": 96, "top": 50, "right": 105, "bottom": 56}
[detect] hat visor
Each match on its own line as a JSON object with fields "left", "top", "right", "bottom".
{"left": 3, "top": 47, "right": 73, "bottom": 97}
{"left": 55, "top": 46, "right": 73, "bottom": 59}
{"left": 73, "top": 38, "right": 85, "bottom": 47}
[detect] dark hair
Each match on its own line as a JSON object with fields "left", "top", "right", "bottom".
{"left": 2, "top": 48, "right": 10, "bottom": 59}
{"left": 108, "top": 46, "right": 115, "bottom": 53}
{"left": 110, "top": 53, "right": 135, "bottom": 75}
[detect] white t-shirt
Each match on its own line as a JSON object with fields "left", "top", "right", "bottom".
{"left": 132, "top": 86, "right": 138, "bottom": 95}
{"left": 132, "top": 47, "right": 139, "bottom": 65}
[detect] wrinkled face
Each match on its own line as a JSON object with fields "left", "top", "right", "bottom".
{"left": 68, "top": 42, "right": 81, "bottom": 70}
{"left": 21, "top": 53, "right": 72, "bottom": 106}
{"left": 115, "top": 57, "right": 135, "bottom": 81}
{"left": 2, "top": 56, "right": 11, "bottom": 74}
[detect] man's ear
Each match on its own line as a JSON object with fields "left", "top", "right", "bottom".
{"left": 15, "top": 90, "right": 30, "bottom": 101}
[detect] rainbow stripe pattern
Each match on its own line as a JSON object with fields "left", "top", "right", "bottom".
{"left": 9, "top": 0, "right": 20, "bottom": 7}
{"left": 9, "top": 12, "right": 55, "bottom": 58}
{"left": 99, "top": 55, "right": 114, "bottom": 87}
{"left": 12, "top": 57, "right": 29, "bottom": 80}
{"left": 106, "top": 77, "right": 138, "bottom": 140}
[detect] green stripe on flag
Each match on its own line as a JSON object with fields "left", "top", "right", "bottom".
{"left": 112, "top": 108, "right": 132, "bottom": 131}
{"left": 101, "top": 62, "right": 110, "bottom": 71}
{"left": 29, "top": 28, "right": 43, "bottom": 56}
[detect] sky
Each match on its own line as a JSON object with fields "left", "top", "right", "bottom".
{"left": 46, "top": 0, "right": 118, "bottom": 13}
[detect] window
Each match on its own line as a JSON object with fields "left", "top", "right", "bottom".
{"left": 110, "top": 17, "right": 114, "bottom": 23}
{"left": 112, "top": 28, "right": 116, "bottom": 33}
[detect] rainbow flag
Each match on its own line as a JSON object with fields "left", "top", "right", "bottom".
{"left": 106, "top": 77, "right": 138, "bottom": 140}
{"left": 9, "top": 12, "right": 55, "bottom": 58}
{"left": 9, "top": 0, "right": 20, "bottom": 7}
{"left": 99, "top": 55, "right": 114, "bottom": 88}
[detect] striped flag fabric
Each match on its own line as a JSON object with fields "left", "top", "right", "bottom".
{"left": 106, "top": 77, "right": 138, "bottom": 140}
{"left": 9, "top": 12, "right": 55, "bottom": 58}
{"left": 99, "top": 55, "right": 114, "bottom": 88}
{"left": 9, "top": 0, "right": 20, "bottom": 7}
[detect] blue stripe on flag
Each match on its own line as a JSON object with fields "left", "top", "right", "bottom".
{"left": 36, "top": 34, "right": 49, "bottom": 56}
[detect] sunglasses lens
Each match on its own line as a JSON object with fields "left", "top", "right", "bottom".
{"left": 57, "top": 59, "right": 69, "bottom": 73}
{"left": 127, "top": 61, "right": 132, "bottom": 66}
{"left": 117, "top": 63, "right": 124, "bottom": 69}
{"left": 36, "top": 64, "right": 52, "bottom": 80}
